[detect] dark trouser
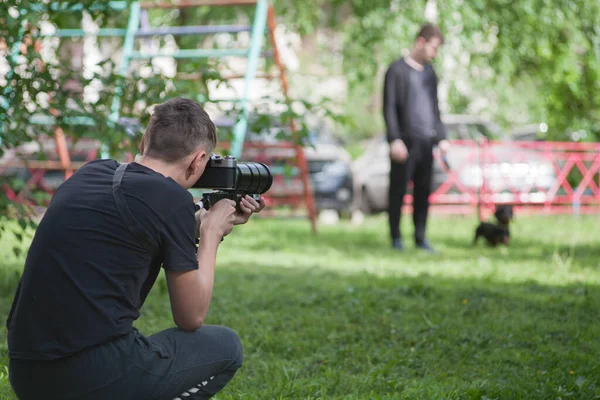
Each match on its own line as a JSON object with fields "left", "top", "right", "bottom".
{"left": 9, "top": 325, "right": 243, "bottom": 400}
{"left": 388, "top": 136, "right": 434, "bottom": 245}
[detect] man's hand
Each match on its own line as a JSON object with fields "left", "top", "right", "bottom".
{"left": 233, "top": 195, "right": 266, "bottom": 225}
{"left": 200, "top": 199, "right": 237, "bottom": 239}
{"left": 438, "top": 139, "right": 450, "bottom": 155}
{"left": 390, "top": 139, "right": 409, "bottom": 163}
{"left": 437, "top": 139, "right": 451, "bottom": 171}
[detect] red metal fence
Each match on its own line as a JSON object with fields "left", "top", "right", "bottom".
{"left": 0, "top": 139, "right": 320, "bottom": 229}
{"left": 427, "top": 139, "right": 600, "bottom": 218}
{"left": 2, "top": 138, "right": 600, "bottom": 220}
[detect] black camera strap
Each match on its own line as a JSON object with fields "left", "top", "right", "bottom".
{"left": 112, "top": 163, "right": 155, "bottom": 254}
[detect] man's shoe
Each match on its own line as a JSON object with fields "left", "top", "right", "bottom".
{"left": 392, "top": 238, "right": 404, "bottom": 250}
{"left": 416, "top": 240, "right": 438, "bottom": 254}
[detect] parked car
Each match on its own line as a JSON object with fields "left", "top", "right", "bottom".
{"left": 352, "top": 114, "right": 557, "bottom": 213}
{"left": 511, "top": 123, "right": 548, "bottom": 141}
{"left": 0, "top": 135, "right": 101, "bottom": 197}
{"left": 2, "top": 114, "right": 356, "bottom": 217}
{"left": 212, "top": 116, "right": 355, "bottom": 217}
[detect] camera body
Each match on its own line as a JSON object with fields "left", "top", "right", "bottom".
{"left": 193, "top": 154, "right": 273, "bottom": 211}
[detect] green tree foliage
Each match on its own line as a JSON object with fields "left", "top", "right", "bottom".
{"left": 0, "top": 0, "right": 335, "bottom": 250}
{"left": 438, "top": 0, "right": 600, "bottom": 140}
{"left": 1, "top": 1, "right": 153, "bottom": 251}
{"left": 271, "top": 0, "right": 600, "bottom": 141}
{"left": 2, "top": 0, "right": 598, "bottom": 248}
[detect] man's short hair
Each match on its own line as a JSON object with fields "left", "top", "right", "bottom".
{"left": 142, "top": 97, "right": 217, "bottom": 162}
{"left": 416, "top": 23, "right": 444, "bottom": 44}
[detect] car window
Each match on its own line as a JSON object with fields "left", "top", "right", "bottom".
{"left": 477, "top": 123, "right": 507, "bottom": 139}
{"left": 444, "top": 123, "right": 467, "bottom": 140}
{"left": 463, "top": 124, "right": 487, "bottom": 140}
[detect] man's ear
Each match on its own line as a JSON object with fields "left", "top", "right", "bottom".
{"left": 187, "top": 150, "right": 207, "bottom": 177}
{"left": 139, "top": 135, "right": 145, "bottom": 155}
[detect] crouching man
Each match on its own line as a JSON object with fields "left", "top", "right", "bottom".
{"left": 6, "top": 97, "right": 265, "bottom": 400}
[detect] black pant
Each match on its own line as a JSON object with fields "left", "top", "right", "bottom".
{"left": 9, "top": 325, "right": 243, "bottom": 400}
{"left": 388, "top": 137, "right": 434, "bottom": 244}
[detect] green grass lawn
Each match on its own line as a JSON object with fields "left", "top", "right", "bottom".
{"left": 1, "top": 212, "right": 600, "bottom": 399}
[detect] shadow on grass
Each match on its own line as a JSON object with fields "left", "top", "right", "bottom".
{"left": 1, "top": 214, "right": 599, "bottom": 399}
{"left": 1, "top": 258, "right": 599, "bottom": 399}
{"left": 172, "top": 265, "right": 600, "bottom": 398}
{"left": 445, "top": 236, "right": 600, "bottom": 262}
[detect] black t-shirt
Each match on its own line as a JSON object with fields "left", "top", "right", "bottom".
{"left": 6, "top": 159, "right": 198, "bottom": 360}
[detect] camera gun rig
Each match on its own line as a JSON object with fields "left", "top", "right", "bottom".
{"left": 192, "top": 154, "right": 273, "bottom": 212}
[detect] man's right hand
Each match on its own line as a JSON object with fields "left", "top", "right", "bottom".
{"left": 200, "top": 199, "right": 237, "bottom": 239}
{"left": 390, "top": 139, "right": 409, "bottom": 163}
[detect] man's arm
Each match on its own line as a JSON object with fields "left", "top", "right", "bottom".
{"left": 431, "top": 68, "right": 448, "bottom": 144}
{"left": 165, "top": 230, "right": 222, "bottom": 331}
{"left": 164, "top": 197, "right": 263, "bottom": 332}
{"left": 164, "top": 199, "right": 236, "bottom": 332}
{"left": 383, "top": 65, "right": 404, "bottom": 143}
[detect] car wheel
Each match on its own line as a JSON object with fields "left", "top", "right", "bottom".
{"left": 338, "top": 209, "right": 352, "bottom": 220}
{"left": 431, "top": 171, "right": 446, "bottom": 193}
{"left": 359, "top": 186, "right": 372, "bottom": 214}
{"left": 318, "top": 209, "right": 340, "bottom": 225}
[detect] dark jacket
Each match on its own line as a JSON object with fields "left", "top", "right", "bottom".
{"left": 383, "top": 57, "right": 447, "bottom": 145}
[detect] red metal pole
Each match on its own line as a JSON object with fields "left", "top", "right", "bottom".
{"left": 266, "top": 3, "right": 318, "bottom": 233}
{"left": 477, "top": 138, "right": 485, "bottom": 221}
{"left": 597, "top": 145, "right": 600, "bottom": 205}
{"left": 34, "top": 36, "right": 74, "bottom": 181}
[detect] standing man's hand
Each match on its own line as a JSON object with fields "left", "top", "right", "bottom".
{"left": 234, "top": 196, "right": 266, "bottom": 225}
{"left": 438, "top": 139, "right": 450, "bottom": 156}
{"left": 437, "top": 139, "right": 451, "bottom": 171}
{"left": 390, "top": 139, "right": 409, "bottom": 163}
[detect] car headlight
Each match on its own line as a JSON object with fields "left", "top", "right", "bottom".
{"left": 336, "top": 188, "right": 351, "bottom": 201}
{"left": 311, "top": 160, "right": 350, "bottom": 193}
{"left": 321, "top": 160, "right": 349, "bottom": 176}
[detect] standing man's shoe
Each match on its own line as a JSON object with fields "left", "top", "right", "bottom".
{"left": 392, "top": 238, "right": 404, "bottom": 250}
{"left": 416, "top": 240, "right": 438, "bottom": 254}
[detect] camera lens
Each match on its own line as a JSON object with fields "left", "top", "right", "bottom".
{"left": 236, "top": 162, "right": 273, "bottom": 194}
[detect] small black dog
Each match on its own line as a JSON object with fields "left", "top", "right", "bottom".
{"left": 473, "top": 204, "right": 513, "bottom": 247}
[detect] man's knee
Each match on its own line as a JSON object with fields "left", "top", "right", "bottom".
{"left": 206, "top": 325, "right": 243, "bottom": 369}
{"left": 223, "top": 327, "right": 243, "bottom": 368}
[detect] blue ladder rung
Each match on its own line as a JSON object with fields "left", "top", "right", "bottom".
{"left": 198, "top": 97, "right": 243, "bottom": 103}
{"left": 268, "top": 166, "right": 300, "bottom": 176}
{"left": 130, "top": 48, "right": 249, "bottom": 59}
{"left": 29, "top": 114, "right": 97, "bottom": 126}
{"left": 136, "top": 25, "right": 253, "bottom": 37}
{"left": 139, "top": 0, "right": 258, "bottom": 9}
{"left": 37, "top": 28, "right": 128, "bottom": 38}
{"left": 28, "top": 1, "right": 128, "bottom": 12}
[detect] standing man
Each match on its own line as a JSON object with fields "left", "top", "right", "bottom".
{"left": 383, "top": 22, "right": 450, "bottom": 253}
